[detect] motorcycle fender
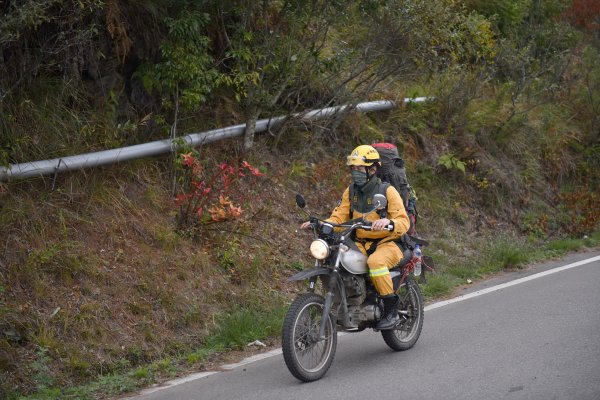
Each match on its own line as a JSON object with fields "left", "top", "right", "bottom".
{"left": 287, "top": 267, "right": 332, "bottom": 282}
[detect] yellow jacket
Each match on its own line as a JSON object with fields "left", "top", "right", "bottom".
{"left": 326, "top": 184, "right": 410, "bottom": 244}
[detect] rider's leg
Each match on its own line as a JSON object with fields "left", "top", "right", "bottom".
{"left": 367, "top": 242, "right": 402, "bottom": 330}
{"left": 367, "top": 241, "right": 401, "bottom": 296}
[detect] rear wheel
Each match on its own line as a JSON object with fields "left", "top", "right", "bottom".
{"left": 382, "top": 281, "right": 424, "bottom": 351}
{"left": 282, "top": 293, "right": 337, "bottom": 382}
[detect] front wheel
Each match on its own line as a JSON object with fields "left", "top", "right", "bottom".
{"left": 282, "top": 293, "right": 337, "bottom": 382}
{"left": 382, "top": 281, "right": 424, "bottom": 351}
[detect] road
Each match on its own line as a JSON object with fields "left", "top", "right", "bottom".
{"left": 129, "top": 251, "right": 600, "bottom": 400}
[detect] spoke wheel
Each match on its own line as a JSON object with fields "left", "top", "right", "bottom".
{"left": 282, "top": 293, "right": 337, "bottom": 382}
{"left": 382, "top": 281, "right": 424, "bottom": 351}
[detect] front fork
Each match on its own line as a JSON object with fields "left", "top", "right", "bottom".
{"left": 318, "top": 252, "right": 345, "bottom": 340}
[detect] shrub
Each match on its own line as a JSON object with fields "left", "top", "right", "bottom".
{"left": 174, "top": 151, "right": 265, "bottom": 227}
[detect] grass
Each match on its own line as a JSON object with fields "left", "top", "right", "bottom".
{"left": 421, "top": 274, "right": 459, "bottom": 298}
{"left": 546, "top": 238, "right": 584, "bottom": 253}
{"left": 420, "top": 230, "right": 600, "bottom": 302}
{"left": 2, "top": 133, "right": 598, "bottom": 400}
{"left": 17, "top": 227, "right": 596, "bottom": 400}
{"left": 10, "top": 304, "right": 288, "bottom": 400}
{"left": 206, "top": 307, "right": 287, "bottom": 350}
{"left": 486, "top": 240, "right": 531, "bottom": 270}
{"left": 22, "top": 229, "right": 591, "bottom": 400}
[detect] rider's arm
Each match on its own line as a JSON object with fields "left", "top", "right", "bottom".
{"left": 325, "top": 187, "right": 351, "bottom": 225}
{"left": 385, "top": 185, "right": 410, "bottom": 235}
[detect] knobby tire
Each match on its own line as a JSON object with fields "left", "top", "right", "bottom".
{"left": 282, "top": 293, "right": 337, "bottom": 382}
{"left": 381, "top": 281, "right": 424, "bottom": 351}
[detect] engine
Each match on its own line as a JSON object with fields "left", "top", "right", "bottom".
{"left": 340, "top": 275, "right": 382, "bottom": 327}
{"left": 347, "top": 302, "right": 380, "bottom": 326}
{"left": 331, "top": 274, "right": 381, "bottom": 328}
{"left": 342, "top": 274, "right": 366, "bottom": 305}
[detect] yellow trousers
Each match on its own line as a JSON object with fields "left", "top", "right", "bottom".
{"left": 356, "top": 241, "right": 402, "bottom": 296}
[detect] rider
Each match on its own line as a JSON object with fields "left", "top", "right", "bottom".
{"left": 301, "top": 145, "right": 410, "bottom": 330}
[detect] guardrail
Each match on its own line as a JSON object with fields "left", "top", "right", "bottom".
{"left": 0, "top": 97, "right": 430, "bottom": 181}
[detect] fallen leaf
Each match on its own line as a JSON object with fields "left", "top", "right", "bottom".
{"left": 247, "top": 340, "right": 266, "bottom": 347}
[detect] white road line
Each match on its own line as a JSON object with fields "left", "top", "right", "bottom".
{"left": 130, "top": 372, "right": 219, "bottom": 397}
{"left": 221, "top": 348, "right": 283, "bottom": 370}
{"left": 128, "top": 254, "right": 600, "bottom": 398}
{"left": 424, "top": 254, "right": 600, "bottom": 312}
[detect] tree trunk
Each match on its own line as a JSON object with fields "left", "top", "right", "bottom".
{"left": 244, "top": 111, "right": 258, "bottom": 151}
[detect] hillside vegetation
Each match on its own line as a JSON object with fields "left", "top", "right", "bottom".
{"left": 1, "top": 1, "right": 599, "bottom": 398}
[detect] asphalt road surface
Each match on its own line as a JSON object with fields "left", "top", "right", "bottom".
{"left": 128, "top": 251, "right": 600, "bottom": 400}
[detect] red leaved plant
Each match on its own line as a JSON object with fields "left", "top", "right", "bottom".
{"left": 175, "top": 152, "right": 265, "bottom": 226}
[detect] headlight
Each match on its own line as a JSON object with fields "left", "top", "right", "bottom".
{"left": 310, "top": 239, "right": 330, "bottom": 260}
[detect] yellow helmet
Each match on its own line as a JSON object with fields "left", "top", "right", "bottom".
{"left": 346, "top": 145, "right": 380, "bottom": 167}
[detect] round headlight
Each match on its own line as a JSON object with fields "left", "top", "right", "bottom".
{"left": 310, "top": 239, "right": 330, "bottom": 260}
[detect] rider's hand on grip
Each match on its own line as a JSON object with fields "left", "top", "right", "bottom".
{"left": 362, "top": 224, "right": 393, "bottom": 231}
{"left": 371, "top": 218, "right": 393, "bottom": 232}
{"left": 300, "top": 217, "right": 322, "bottom": 230}
{"left": 300, "top": 221, "right": 311, "bottom": 230}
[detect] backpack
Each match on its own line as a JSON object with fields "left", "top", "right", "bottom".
{"left": 371, "top": 142, "right": 418, "bottom": 236}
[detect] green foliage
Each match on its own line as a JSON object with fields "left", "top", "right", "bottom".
{"left": 288, "top": 162, "right": 309, "bottom": 179}
{"left": 586, "top": 230, "right": 600, "bottom": 246}
{"left": 10, "top": 302, "right": 287, "bottom": 399}
{"left": 65, "top": 354, "right": 91, "bottom": 378}
{"left": 438, "top": 153, "right": 466, "bottom": 173}
{"left": 488, "top": 241, "right": 530, "bottom": 269}
{"left": 3, "top": 1, "right": 600, "bottom": 398}
{"left": 421, "top": 274, "right": 457, "bottom": 299}
{"left": 0, "top": 0, "right": 103, "bottom": 46}
{"left": 24, "top": 243, "right": 87, "bottom": 284}
{"left": 1, "top": 79, "right": 92, "bottom": 163}
{"left": 460, "top": 12, "right": 498, "bottom": 63}
{"left": 137, "top": 11, "right": 219, "bottom": 111}
{"left": 132, "top": 367, "right": 149, "bottom": 380}
{"left": 464, "top": 0, "right": 532, "bottom": 33}
{"left": 212, "top": 0, "right": 353, "bottom": 118}
{"left": 1, "top": 0, "right": 105, "bottom": 103}
{"left": 91, "top": 373, "right": 138, "bottom": 397}
{"left": 574, "top": 46, "right": 600, "bottom": 147}
{"left": 426, "top": 236, "right": 533, "bottom": 287}
{"left": 30, "top": 347, "right": 54, "bottom": 392}
{"left": 546, "top": 239, "right": 583, "bottom": 253}
{"left": 186, "top": 348, "right": 213, "bottom": 365}
{"left": 331, "top": 0, "right": 499, "bottom": 106}
{"left": 289, "top": 261, "right": 305, "bottom": 271}
{"left": 206, "top": 307, "right": 286, "bottom": 350}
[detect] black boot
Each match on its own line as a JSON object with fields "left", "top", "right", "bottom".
{"left": 376, "top": 294, "right": 400, "bottom": 330}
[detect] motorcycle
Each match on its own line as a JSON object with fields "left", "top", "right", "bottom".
{"left": 282, "top": 193, "right": 430, "bottom": 382}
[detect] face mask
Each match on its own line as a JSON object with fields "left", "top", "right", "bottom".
{"left": 351, "top": 170, "right": 368, "bottom": 186}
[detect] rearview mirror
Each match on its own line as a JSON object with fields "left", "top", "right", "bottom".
{"left": 295, "top": 194, "right": 306, "bottom": 209}
{"left": 372, "top": 194, "right": 387, "bottom": 210}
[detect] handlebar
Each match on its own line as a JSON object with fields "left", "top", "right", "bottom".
{"left": 356, "top": 224, "right": 394, "bottom": 232}
{"left": 309, "top": 218, "right": 393, "bottom": 232}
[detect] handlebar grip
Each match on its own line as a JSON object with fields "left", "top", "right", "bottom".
{"left": 360, "top": 224, "right": 394, "bottom": 231}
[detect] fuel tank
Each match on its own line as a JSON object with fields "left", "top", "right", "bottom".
{"left": 340, "top": 246, "right": 368, "bottom": 274}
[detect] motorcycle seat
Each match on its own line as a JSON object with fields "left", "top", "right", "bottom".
{"left": 391, "top": 249, "right": 413, "bottom": 271}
